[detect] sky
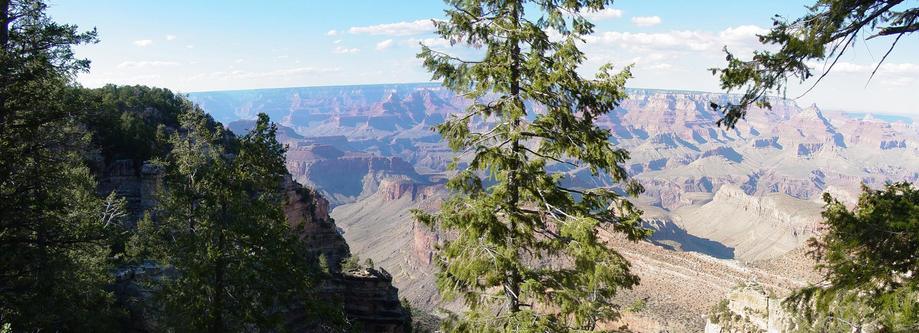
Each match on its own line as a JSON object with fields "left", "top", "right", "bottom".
{"left": 48, "top": 1, "right": 919, "bottom": 116}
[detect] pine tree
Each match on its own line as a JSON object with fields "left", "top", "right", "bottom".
{"left": 413, "top": 0, "right": 647, "bottom": 330}
{"left": 0, "top": 0, "right": 124, "bottom": 330}
{"left": 785, "top": 183, "right": 919, "bottom": 331}
{"left": 132, "top": 111, "right": 317, "bottom": 331}
{"left": 710, "top": 0, "right": 918, "bottom": 128}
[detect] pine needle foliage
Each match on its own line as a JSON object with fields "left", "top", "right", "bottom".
{"left": 710, "top": 0, "right": 918, "bottom": 128}
{"left": 0, "top": 0, "right": 125, "bottom": 330}
{"left": 413, "top": 0, "right": 648, "bottom": 331}
{"left": 785, "top": 182, "right": 919, "bottom": 332}
{"left": 132, "top": 111, "right": 317, "bottom": 332}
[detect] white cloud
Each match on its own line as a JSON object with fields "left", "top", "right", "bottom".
{"left": 878, "top": 63, "right": 919, "bottom": 74}
{"left": 583, "top": 25, "right": 768, "bottom": 53}
{"left": 327, "top": 30, "right": 338, "bottom": 36}
{"left": 807, "top": 61, "right": 919, "bottom": 75}
{"left": 828, "top": 62, "right": 866, "bottom": 73}
{"left": 718, "top": 25, "right": 766, "bottom": 44}
{"left": 880, "top": 77, "right": 915, "bottom": 86}
{"left": 165, "top": 35, "right": 176, "bottom": 41}
{"left": 133, "top": 39, "right": 153, "bottom": 47}
{"left": 186, "top": 44, "right": 195, "bottom": 49}
{"left": 349, "top": 19, "right": 434, "bottom": 36}
{"left": 333, "top": 46, "right": 360, "bottom": 54}
{"left": 646, "top": 63, "right": 673, "bottom": 71}
{"left": 376, "top": 39, "right": 394, "bottom": 51}
{"left": 333, "top": 39, "right": 342, "bottom": 44}
{"left": 117, "top": 60, "right": 180, "bottom": 69}
{"left": 582, "top": 8, "right": 623, "bottom": 21}
{"left": 586, "top": 30, "right": 714, "bottom": 51}
{"left": 234, "top": 58, "right": 244, "bottom": 64}
{"left": 631, "top": 16, "right": 661, "bottom": 27}
{"left": 403, "top": 37, "right": 451, "bottom": 48}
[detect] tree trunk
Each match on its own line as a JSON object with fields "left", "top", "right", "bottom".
{"left": 504, "top": 0, "right": 523, "bottom": 314}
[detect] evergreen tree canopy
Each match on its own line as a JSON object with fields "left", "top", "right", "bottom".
{"left": 0, "top": 0, "right": 125, "bottom": 330}
{"left": 414, "top": 0, "right": 647, "bottom": 331}
{"left": 80, "top": 84, "right": 187, "bottom": 163}
{"left": 785, "top": 183, "right": 919, "bottom": 332}
{"left": 711, "top": 0, "right": 918, "bottom": 128}
{"left": 132, "top": 110, "right": 319, "bottom": 332}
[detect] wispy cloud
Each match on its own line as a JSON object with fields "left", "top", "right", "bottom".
{"left": 376, "top": 39, "right": 394, "bottom": 51}
{"left": 586, "top": 30, "right": 713, "bottom": 51}
{"left": 880, "top": 77, "right": 915, "bottom": 86}
{"left": 133, "top": 39, "right": 153, "bottom": 47}
{"left": 403, "top": 37, "right": 451, "bottom": 48}
{"left": 349, "top": 19, "right": 434, "bottom": 36}
{"left": 877, "top": 63, "right": 919, "bottom": 74}
{"left": 631, "top": 16, "right": 662, "bottom": 27}
{"left": 645, "top": 63, "right": 673, "bottom": 71}
{"left": 127, "top": 74, "right": 162, "bottom": 83}
{"left": 165, "top": 35, "right": 177, "bottom": 41}
{"left": 582, "top": 8, "right": 623, "bottom": 21}
{"left": 117, "top": 60, "right": 180, "bottom": 69}
{"left": 327, "top": 30, "right": 338, "bottom": 36}
{"left": 807, "top": 61, "right": 919, "bottom": 75}
{"left": 333, "top": 46, "right": 360, "bottom": 54}
{"left": 584, "top": 25, "right": 766, "bottom": 53}
{"left": 718, "top": 25, "right": 767, "bottom": 44}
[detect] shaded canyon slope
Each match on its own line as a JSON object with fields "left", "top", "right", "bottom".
{"left": 189, "top": 84, "right": 918, "bottom": 331}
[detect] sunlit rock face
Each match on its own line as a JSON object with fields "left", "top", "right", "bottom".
{"left": 704, "top": 282, "right": 792, "bottom": 333}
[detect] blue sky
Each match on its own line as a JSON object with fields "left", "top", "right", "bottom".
{"left": 49, "top": 1, "right": 919, "bottom": 115}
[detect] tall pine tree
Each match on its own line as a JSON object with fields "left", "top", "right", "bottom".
{"left": 0, "top": 0, "right": 124, "bottom": 330}
{"left": 414, "top": 0, "right": 647, "bottom": 330}
{"left": 132, "top": 110, "right": 317, "bottom": 332}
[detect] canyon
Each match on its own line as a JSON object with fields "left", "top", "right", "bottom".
{"left": 190, "top": 83, "right": 918, "bottom": 331}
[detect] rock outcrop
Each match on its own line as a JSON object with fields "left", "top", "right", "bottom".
{"left": 284, "top": 177, "right": 410, "bottom": 331}
{"left": 670, "top": 185, "right": 822, "bottom": 260}
{"left": 286, "top": 144, "right": 428, "bottom": 206}
{"left": 94, "top": 159, "right": 162, "bottom": 226}
{"left": 102, "top": 160, "right": 410, "bottom": 332}
{"left": 315, "top": 268, "right": 408, "bottom": 333}
{"left": 704, "top": 282, "right": 791, "bottom": 333}
{"left": 331, "top": 179, "right": 446, "bottom": 311}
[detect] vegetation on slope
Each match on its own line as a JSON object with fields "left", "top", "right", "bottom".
{"left": 0, "top": 1, "right": 334, "bottom": 331}
{"left": 0, "top": 0, "right": 123, "bottom": 330}
{"left": 785, "top": 183, "right": 919, "bottom": 332}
